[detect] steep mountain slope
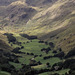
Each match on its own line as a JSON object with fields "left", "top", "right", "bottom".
{"left": 0, "top": 33, "right": 12, "bottom": 51}
{"left": 0, "top": 0, "right": 18, "bottom": 6}
{"left": 0, "top": 1, "right": 37, "bottom": 32}
{"left": 0, "top": 0, "right": 74, "bottom": 34}
{"left": 25, "top": 0, "right": 57, "bottom": 7}
{"left": 0, "top": 0, "right": 75, "bottom": 75}
{"left": 0, "top": 0, "right": 75, "bottom": 53}
{"left": 24, "top": 0, "right": 75, "bottom": 34}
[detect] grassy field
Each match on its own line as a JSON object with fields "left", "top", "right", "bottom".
{"left": 4, "top": 33, "right": 70, "bottom": 75}
{"left": 9, "top": 34, "right": 62, "bottom": 70}
{"left": 0, "top": 71, "right": 11, "bottom": 75}
{"left": 0, "top": 33, "right": 71, "bottom": 75}
{"left": 39, "top": 69, "right": 70, "bottom": 75}
{"left": 20, "top": 39, "right": 49, "bottom": 54}
{"left": 9, "top": 62, "right": 22, "bottom": 70}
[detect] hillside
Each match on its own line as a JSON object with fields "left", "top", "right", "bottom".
{"left": 25, "top": 0, "right": 57, "bottom": 7}
{"left": 0, "top": 0, "right": 75, "bottom": 53}
{"left": 0, "top": 0, "right": 75, "bottom": 75}
{"left": 0, "top": 33, "right": 12, "bottom": 51}
{"left": 0, "top": 0, "right": 75, "bottom": 34}
{"left": 0, "top": 0, "right": 17, "bottom": 6}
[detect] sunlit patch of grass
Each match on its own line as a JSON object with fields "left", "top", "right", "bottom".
{"left": 9, "top": 62, "right": 22, "bottom": 70}
{"left": 0, "top": 71, "right": 11, "bottom": 75}
{"left": 20, "top": 39, "right": 49, "bottom": 55}
{"left": 39, "top": 69, "right": 70, "bottom": 75}
{"left": 19, "top": 55, "right": 33, "bottom": 65}
{"left": 35, "top": 57, "right": 61, "bottom": 66}
{"left": 31, "top": 64, "right": 46, "bottom": 69}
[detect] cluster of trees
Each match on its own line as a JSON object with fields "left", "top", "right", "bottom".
{"left": 43, "top": 51, "right": 65, "bottom": 60}
{"left": 29, "top": 59, "right": 42, "bottom": 66}
{"left": 25, "top": 58, "right": 75, "bottom": 75}
{"left": 38, "top": 41, "right": 55, "bottom": 48}
{"left": 12, "top": 47, "right": 25, "bottom": 54}
{"left": 0, "top": 49, "right": 34, "bottom": 75}
{"left": 43, "top": 55, "right": 53, "bottom": 60}
{"left": 1, "top": 48, "right": 75, "bottom": 75}
{"left": 65, "top": 48, "right": 75, "bottom": 58}
{"left": 2, "top": 33, "right": 75, "bottom": 75}
{"left": 54, "top": 52, "right": 65, "bottom": 59}
{"left": 41, "top": 47, "right": 51, "bottom": 54}
{"left": 4, "top": 33, "right": 16, "bottom": 43}
{"left": 20, "top": 34, "right": 37, "bottom": 40}
{"left": 0, "top": 51, "right": 15, "bottom": 73}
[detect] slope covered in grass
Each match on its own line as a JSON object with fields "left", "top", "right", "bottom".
{"left": 0, "top": 33, "right": 12, "bottom": 51}
{"left": 0, "top": 0, "right": 74, "bottom": 56}
{"left": 0, "top": 71, "right": 11, "bottom": 75}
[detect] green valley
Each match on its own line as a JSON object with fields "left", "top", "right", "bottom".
{"left": 0, "top": 0, "right": 75, "bottom": 75}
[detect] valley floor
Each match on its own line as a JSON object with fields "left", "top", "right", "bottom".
{"left": 0, "top": 33, "right": 75, "bottom": 75}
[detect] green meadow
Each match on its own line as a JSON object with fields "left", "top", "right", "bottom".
{"left": 9, "top": 34, "right": 62, "bottom": 70}
{"left": 0, "top": 71, "right": 11, "bottom": 75}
